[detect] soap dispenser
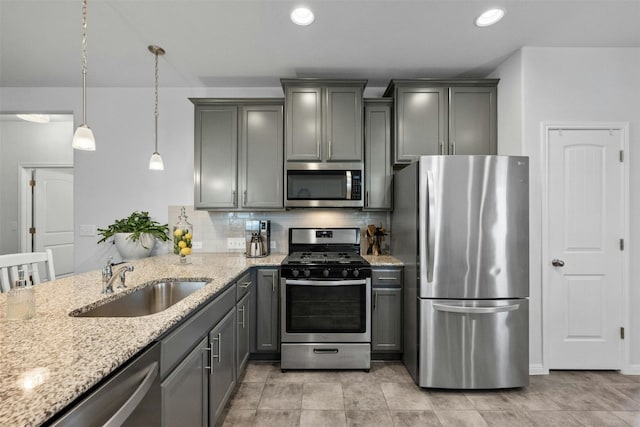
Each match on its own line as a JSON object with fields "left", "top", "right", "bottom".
{"left": 6, "top": 269, "right": 35, "bottom": 320}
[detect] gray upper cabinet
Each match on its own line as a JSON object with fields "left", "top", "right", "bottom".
{"left": 384, "top": 79, "right": 498, "bottom": 164}
{"left": 449, "top": 86, "right": 496, "bottom": 155}
{"left": 194, "top": 105, "right": 238, "bottom": 209}
{"left": 192, "top": 99, "right": 284, "bottom": 210}
{"left": 283, "top": 79, "right": 366, "bottom": 163}
{"left": 395, "top": 87, "right": 447, "bottom": 161}
{"left": 240, "top": 104, "right": 284, "bottom": 209}
{"left": 364, "top": 99, "right": 393, "bottom": 210}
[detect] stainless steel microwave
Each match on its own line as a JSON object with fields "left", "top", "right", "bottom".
{"left": 285, "top": 165, "right": 363, "bottom": 208}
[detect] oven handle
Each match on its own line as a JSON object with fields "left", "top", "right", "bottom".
{"left": 285, "top": 279, "right": 367, "bottom": 286}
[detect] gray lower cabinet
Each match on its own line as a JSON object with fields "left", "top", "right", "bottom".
{"left": 255, "top": 268, "right": 279, "bottom": 352}
{"left": 192, "top": 99, "right": 284, "bottom": 210}
{"left": 371, "top": 268, "right": 403, "bottom": 353}
{"left": 383, "top": 80, "right": 498, "bottom": 164}
{"left": 236, "top": 292, "right": 251, "bottom": 374}
{"left": 209, "top": 307, "right": 237, "bottom": 423}
{"left": 161, "top": 337, "right": 208, "bottom": 427}
{"left": 364, "top": 99, "right": 392, "bottom": 210}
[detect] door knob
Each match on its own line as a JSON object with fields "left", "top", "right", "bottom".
{"left": 551, "top": 259, "right": 565, "bottom": 267}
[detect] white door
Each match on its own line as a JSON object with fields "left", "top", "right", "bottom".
{"left": 32, "top": 168, "right": 74, "bottom": 278}
{"left": 546, "top": 127, "right": 624, "bottom": 369}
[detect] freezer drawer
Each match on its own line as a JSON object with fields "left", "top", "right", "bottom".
{"left": 419, "top": 298, "right": 528, "bottom": 389}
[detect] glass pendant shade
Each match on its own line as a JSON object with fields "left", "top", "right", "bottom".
{"left": 149, "top": 152, "right": 164, "bottom": 170}
{"left": 72, "top": 125, "right": 96, "bottom": 151}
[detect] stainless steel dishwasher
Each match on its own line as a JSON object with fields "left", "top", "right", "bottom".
{"left": 48, "top": 342, "right": 161, "bottom": 427}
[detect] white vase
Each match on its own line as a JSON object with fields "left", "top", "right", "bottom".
{"left": 113, "top": 233, "right": 156, "bottom": 261}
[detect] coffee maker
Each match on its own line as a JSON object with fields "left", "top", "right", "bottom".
{"left": 245, "top": 220, "right": 270, "bottom": 258}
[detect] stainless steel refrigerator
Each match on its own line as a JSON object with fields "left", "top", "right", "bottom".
{"left": 392, "top": 155, "right": 529, "bottom": 389}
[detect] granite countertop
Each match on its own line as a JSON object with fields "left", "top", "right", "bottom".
{"left": 363, "top": 254, "right": 403, "bottom": 266}
{"left": 0, "top": 252, "right": 285, "bottom": 427}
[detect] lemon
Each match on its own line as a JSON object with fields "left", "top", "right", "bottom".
{"left": 178, "top": 241, "right": 187, "bottom": 248}
{"left": 185, "top": 233, "right": 192, "bottom": 240}
{"left": 174, "top": 229, "right": 183, "bottom": 237}
{"left": 180, "top": 247, "right": 191, "bottom": 256}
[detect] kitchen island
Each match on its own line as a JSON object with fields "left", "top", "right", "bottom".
{"left": 0, "top": 253, "right": 285, "bottom": 427}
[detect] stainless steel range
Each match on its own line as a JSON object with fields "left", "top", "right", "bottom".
{"left": 280, "top": 228, "right": 371, "bottom": 371}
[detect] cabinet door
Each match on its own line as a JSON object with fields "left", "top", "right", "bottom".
{"left": 285, "top": 86, "right": 322, "bottom": 161}
{"left": 209, "top": 308, "right": 236, "bottom": 424}
{"left": 364, "top": 102, "right": 392, "bottom": 210}
{"left": 194, "top": 105, "right": 238, "bottom": 209}
{"left": 395, "top": 87, "right": 447, "bottom": 163}
{"left": 449, "top": 87, "right": 497, "bottom": 155}
{"left": 161, "top": 337, "right": 208, "bottom": 427}
{"left": 372, "top": 288, "right": 402, "bottom": 352}
{"left": 240, "top": 104, "right": 284, "bottom": 209}
{"left": 256, "top": 268, "right": 279, "bottom": 352}
{"left": 236, "top": 292, "right": 251, "bottom": 376}
{"left": 325, "top": 86, "right": 363, "bottom": 161}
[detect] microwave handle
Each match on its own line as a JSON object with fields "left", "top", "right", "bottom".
{"left": 346, "top": 170, "right": 352, "bottom": 200}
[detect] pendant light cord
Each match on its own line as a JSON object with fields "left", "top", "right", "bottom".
{"left": 81, "top": 0, "right": 88, "bottom": 126}
{"left": 154, "top": 50, "right": 159, "bottom": 153}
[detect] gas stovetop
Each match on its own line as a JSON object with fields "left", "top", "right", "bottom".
{"left": 281, "top": 227, "right": 371, "bottom": 279}
{"left": 283, "top": 251, "right": 368, "bottom": 265}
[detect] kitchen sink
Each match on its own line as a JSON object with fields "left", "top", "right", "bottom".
{"left": 72, "top": 281, "right": 209, "bottom": 317}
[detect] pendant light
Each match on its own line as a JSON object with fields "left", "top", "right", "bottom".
{"left": 148, "top": 45, "right": 165, "bottom": 171}
{"left": 72, "top": 0, "right": 96, "bottom": 151}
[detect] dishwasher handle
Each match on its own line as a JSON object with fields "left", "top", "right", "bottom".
{"left": 103, "top": 362, "right": 159, "bottom": 427}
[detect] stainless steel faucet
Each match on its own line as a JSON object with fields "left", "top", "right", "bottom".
{"left": 101, "top": 257, "right": 135, "bottom": 294}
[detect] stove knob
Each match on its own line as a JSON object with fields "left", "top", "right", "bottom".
{"left": 303, "top": 269, "right": 311, "bottom": 278}
{"left": 322, "top": 269, "right": 330, "bottom": 277}
{"left": 292, "top": 269, "right": 299, "bottom": 278}
{"left": 341, "top": 269, "right": 349, "bottom": 278}
{"left": 353, "top": 269, "right": 360, "bottom": 278}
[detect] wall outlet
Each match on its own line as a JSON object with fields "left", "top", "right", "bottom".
{"left": 270, "top": 241, "right": 277, "bottom": 250}
{"left": 191, "top": 241, "right": 203, "bottom": 250}
{"left": 227, "top": 237, "right": 245, "bottom": 251}
{"left": 79, "top": 224, "right": 96, "bottom": 237}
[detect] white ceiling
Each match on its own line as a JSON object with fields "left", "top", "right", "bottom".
{"left": 1, "top": 0, "right": 639, "bottom": 88}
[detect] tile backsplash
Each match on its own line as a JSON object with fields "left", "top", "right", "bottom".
{"left": 167, "top": 206, "right": 390, "bottom": 255}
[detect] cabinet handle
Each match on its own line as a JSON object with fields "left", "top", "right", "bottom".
{"left": 212, "top": 333, "right": 221, "bottom": 365}
{"left": 205, "top": 343, "right": 213, "bottom": 373}
{"left": 376, "top": 277, "right": 397, "bottom": 281}
{"left": 328, "top": 139, "right": 332, "bottom": 160}
{"left": 239, "top": 281, "right": 251, "bottom": 288}
{"left": 366, "top": 191, "right": 369, "bottom": 207}
{"left": 451, "top": 141, "right": 456, "bottom": 155}
{"left": 374, "top": 291, "right": 378, "bottom": 309}
{"left": 232, "top": 190, "right": 237, "bottom": 205}
{"left": 239, "top": 305, "right": 245, "bottom": 329}
{"left": 243, "top": 189, "right": 247, "bottom": 206}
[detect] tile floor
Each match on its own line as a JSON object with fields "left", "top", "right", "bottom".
{"left": 218, "top": 361, "right": 640, "bottom": 427}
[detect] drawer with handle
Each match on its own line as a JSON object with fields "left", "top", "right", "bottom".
{"left": 372, "top": 268, "right": 402, "bottom": 287}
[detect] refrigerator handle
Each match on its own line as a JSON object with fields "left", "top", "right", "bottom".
{"left": 426, "top": 170, "right": 436, "bottom": 282}
{"left": 433, "top": 303, "right": 520, "bottom": 314}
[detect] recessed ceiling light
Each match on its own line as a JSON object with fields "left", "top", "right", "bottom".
{"left": 291, "top": 7, "right": 314, "bottom": 26}
{"left": 475, "top": 8, "right": 505, "bottom": 27}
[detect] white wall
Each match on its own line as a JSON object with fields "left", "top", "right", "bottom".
{"left": 491, "top": 47, "right": 640, "bottom": 371}
{"left": 0, "top": 118, "right": 73, "bottom": 254}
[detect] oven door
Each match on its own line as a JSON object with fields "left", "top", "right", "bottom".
{"left": 281, "top": 278, "right": 371, "bottom": 343}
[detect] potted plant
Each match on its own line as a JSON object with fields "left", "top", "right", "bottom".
{"left": 97, "top": 211, "right": 170, "bottom": 261}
